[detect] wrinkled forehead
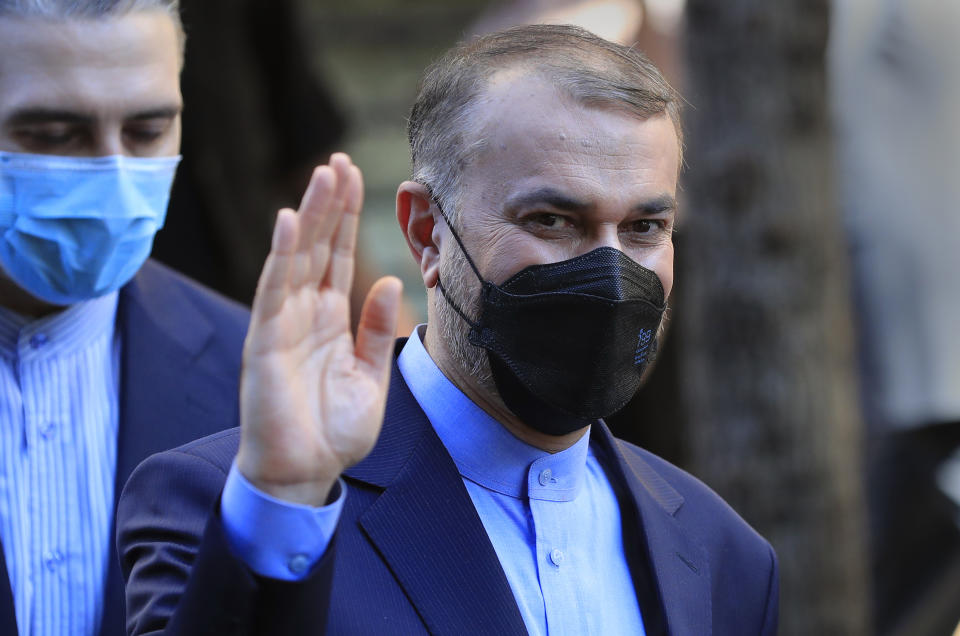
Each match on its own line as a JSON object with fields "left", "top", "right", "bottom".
{"left": 0, "top": 12, "right": 182, "bottom": 119}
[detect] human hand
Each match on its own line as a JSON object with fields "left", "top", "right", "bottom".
{"left": 236, "top": 153, "right": 402, "bottom": 506}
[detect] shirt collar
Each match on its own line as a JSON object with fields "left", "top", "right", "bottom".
{"left": 0, "top": 292, "right": 119, "bottom": 361}
{"left": 397, "top": 325, "right": 590, "bottom": 501}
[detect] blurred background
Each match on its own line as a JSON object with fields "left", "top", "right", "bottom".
{"left": 150, "top": 1, "right": 960, "bottom": 634}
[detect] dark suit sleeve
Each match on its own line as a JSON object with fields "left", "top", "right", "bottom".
{"left": 117, "top": 446, "right": 336, "bottom": 636}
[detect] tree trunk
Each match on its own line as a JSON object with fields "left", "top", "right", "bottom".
{"left": 680, "top": 1, "right": 871, "bottom": 634}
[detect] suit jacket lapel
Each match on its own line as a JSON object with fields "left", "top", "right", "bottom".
{"left": 113, "top": 261, "right": 233, "bottom": 487}
{"left": 347, "top": 363, "right": 527, "bottom": 635}
{"left": 102, "top": 262, "right": 241, "bottom": 636}
{"left": 0, "top": 541, "right": 17, "bottom": 636}
{"left": 595, "top": 425, "right": 713, "bottom": 636}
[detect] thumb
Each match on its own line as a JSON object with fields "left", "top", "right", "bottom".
{"left": 355, "top": 276, "right": 403, "bottom": 385}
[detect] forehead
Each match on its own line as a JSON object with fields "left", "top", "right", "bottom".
{"left": 462, "top": 70, "right": 680, "bottom": 201}
{"left": 0, "top": 12, "right": 181, "bottom": 119}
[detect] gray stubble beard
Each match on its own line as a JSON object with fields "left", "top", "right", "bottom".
{"left": 432, "top": 239, "right": 496, "bottom": 392}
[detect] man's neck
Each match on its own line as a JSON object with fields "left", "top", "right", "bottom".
{"left": 0, "top": 274, "right": 65, "bottom": 318}
{"left": 422, "top": 326, "right": 588, "bottom": 454}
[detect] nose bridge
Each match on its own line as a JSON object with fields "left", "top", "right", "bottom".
{"left": 589, "top": 223, "right": 623, "bottom": 253}
{"left": 93, "top": 120, "right": 125, "bottom": 157}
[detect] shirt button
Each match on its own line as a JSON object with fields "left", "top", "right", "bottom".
{"left": 40, "top": 422, "right": 57, "bottom": 440}
{"left": 43, "top": 550, "right": 63, "bottom": 571}
{"left": 550, "top": 548, "right": 564, "bottom": 566}
{"left": 287, "top": 553, "right": 311, "bottom": 576}
{"left": 29, "top": 333, "right": 48, "bottom": 349}
{"left": 538, "top": 468, "right": 553, "bottom": 486}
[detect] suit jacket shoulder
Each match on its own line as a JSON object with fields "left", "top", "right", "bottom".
{"left": 600, "top": 433, "right": 779, "bottom": 636}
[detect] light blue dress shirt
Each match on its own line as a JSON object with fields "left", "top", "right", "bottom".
{"left": 0, "top": 293, "right": 120, "bottom": 636}
{"left": 221, "top": 469, "right": 344, "bottom": 580}
{"left": 222, "top": 327, "right": 645, "bottom": 634}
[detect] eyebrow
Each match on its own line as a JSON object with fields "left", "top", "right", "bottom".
{"left": 506, "top": 187, "right": 590, "bottom": 212}
{"left": 633, "top": 194, "right": 678, "bottom": 215}
{"left": 506, "top": 187, "right": 677, "bottom": 215}
{"left": 5, "top": 105, "right": 182, "bottom": 127}
{"left": 127, "top": 106, "right": 182, "bottom": 121}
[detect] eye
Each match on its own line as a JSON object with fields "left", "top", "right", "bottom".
{"left": 628, "top": 219, "right": 663, "bottom": 234}
{"left": 123, "top": 120, "right": 171, "bottom": 145}
{"left": 527, "top": 213, "right": 573, "bottom": 229}
{"left": 621, "top": 218, "right": 672, "bottom": 243}
{"left": 13, "top": 125, "right": 85, "bottom": 151}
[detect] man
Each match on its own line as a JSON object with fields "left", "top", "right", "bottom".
{"left": 0, "top": 2, "right": 248, "bottom": 635}
{"left": 119, "top": 25, "right": 778, "bottom": 635}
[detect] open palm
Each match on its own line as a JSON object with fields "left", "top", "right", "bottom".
{"left": 236, "top": 154, "right": 401, "bottom": 505}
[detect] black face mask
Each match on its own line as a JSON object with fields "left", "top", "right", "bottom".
{"left": 433, "top": 198, "right": 667, "bottom": 436}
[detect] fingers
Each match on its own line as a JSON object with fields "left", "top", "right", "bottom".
{"left": 250, "top": 208, "right": 298, "bottom": 326}
{"left": 294, "top": 154, "right": 359, "bottom": 289}
{"left": 250, "top": 153, "right": 363, "bottom": 329}
{"left": 295, "top": 157, "right": 348, "bottom": 251}
{"left": 290, "top": 165, "right": 335, "bottom": 289}
{"left": 354, "top": 276, "right": 403, "bottom": 387}
{"left": 325, "top": 164, "right": 364, "bottom": 293}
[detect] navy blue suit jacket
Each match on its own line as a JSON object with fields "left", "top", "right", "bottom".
{"left": 118, "top": 344, "right": 779, "bottom": 636}
{"left": 0, "top": 260, "right": 249, "bottom": 636}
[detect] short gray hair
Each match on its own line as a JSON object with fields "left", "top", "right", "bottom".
{"left": 0, "top": 0, "right": 183, "bottom": 53}
{"left": 408, "top": 23, "right": 683, "bottom": 223}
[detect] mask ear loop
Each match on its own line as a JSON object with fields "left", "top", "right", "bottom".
{"left": 426, "top": 187, "right": 483, "bottom": 330}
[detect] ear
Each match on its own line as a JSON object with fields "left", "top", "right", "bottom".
{"left": 396, "top": 181, "right": 441, "bottom": 289}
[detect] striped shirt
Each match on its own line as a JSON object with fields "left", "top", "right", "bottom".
{"left": 0, "top": 293, "right": 120, "bottom": 636}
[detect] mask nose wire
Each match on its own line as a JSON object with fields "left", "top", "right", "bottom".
{"left": 427, "top": 188, "right": 482, "bottom": 330}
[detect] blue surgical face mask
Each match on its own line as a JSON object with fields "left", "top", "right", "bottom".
{"left": 0, "top": 151, "right": 181, "bottom": 305}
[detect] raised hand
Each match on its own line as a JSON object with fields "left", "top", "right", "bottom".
{"left": 236, "top": 153, "right": 402, "bottom": 506}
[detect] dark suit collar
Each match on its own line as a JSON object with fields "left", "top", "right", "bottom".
{"left": 346, "top": 360, "right": 528, "bottom": 634}
{"left": 598, "top": 427, "right": 686, "bottom": 515}
{"left": 593, "top": 423, "right": 713, "bottom": 636}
